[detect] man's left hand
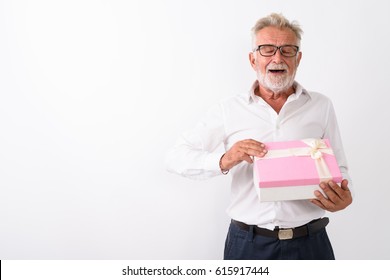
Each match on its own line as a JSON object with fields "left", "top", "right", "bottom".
{"left": 310, "top": 179, "right": 352, "bottom": 212}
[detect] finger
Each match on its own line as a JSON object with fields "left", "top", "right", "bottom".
{"left": 239, "top": 142, "right": 264, "bottom": 152}
{"left": 243, "top": 147, "right": 267, "bottom": 157}
{"left": 241, "top": 139, "right": 264, "bottom": 146}
{"left": 340, "top": 179, "right": 350, "bottom": 192}
{"left": 328, "top": 180, "right": 351, "bottom": 201}
{"left": 339, "top": 179, "right": 353, "bottom": 205}
{"left": 224, "top": 139, "right": 267, "bottom": 167}
{"left": 242, "top": 154, "right": 254, "bottom": 164}
{"left": 239, "top": 140, "right": 267, "bottom": 157}
{"left": 319, "top": 182, "right": 342, "bottom": 204}
{"left": 314, "top": 188, "right": 336, "bottom": 210}
{"left": 310, "top": 198, "right": 326, "bottom": 210}
{"left": 326, "top": 181, "right": 343, "bottom": 200}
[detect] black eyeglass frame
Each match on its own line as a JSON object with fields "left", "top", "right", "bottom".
{"left": 254, "top": 44, "right": 300, "bottom": 57}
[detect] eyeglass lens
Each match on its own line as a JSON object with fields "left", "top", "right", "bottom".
{"left": 258, "top": 45, "right": 298, "bottom": 57}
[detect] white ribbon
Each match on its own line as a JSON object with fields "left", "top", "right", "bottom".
{"left": 260, "top": 138, "right": 334, "bottom": 182}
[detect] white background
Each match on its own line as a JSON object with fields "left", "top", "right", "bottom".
{"left": 0, "top": 0, "right": 389, "bottom": 260}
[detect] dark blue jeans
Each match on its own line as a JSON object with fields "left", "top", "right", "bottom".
{"left": 224, "top": 221, "right": 335, "bottom": 260}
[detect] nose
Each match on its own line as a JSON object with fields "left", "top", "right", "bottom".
{"left": 271, "top": 48, "right": 283, "bottom": 63}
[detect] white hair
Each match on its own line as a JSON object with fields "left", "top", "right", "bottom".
{"left": 251, "top": 13, "right": 303, "bottom": 49}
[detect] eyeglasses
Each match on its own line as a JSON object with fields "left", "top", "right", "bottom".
{"left": 254, "top": 44, "right": 300, "bottom": 57}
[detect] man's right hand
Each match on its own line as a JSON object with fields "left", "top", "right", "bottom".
{"left": 220, "top": 139, "right": 267, "bottom": 170}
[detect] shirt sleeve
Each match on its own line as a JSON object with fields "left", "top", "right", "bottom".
{"left": 323, "top": 101, "right": 354, "bottom": 196}
{"left": 165, "top": 103, "right": 226, "bottom": 180}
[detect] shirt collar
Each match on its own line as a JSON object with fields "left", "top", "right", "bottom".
{"left": 247, "top": 80, "right": 309, "bottom": 104}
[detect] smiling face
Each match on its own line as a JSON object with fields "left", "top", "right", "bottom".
{"left": 249, "top": 26, "right": 302, "bottom": 94}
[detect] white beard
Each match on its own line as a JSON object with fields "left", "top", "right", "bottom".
{"left": 257, "top": 63, "right": 296, "bottom": 94}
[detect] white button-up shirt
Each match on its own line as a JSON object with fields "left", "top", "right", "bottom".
{"left": 166, "top": 81, "right": 352, "bottom": 230}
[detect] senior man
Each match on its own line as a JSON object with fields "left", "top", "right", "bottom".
{"left": 166, "top": 13, "right": 352, "bottom": 260}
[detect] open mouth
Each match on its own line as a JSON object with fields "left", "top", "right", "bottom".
{"left": 268, "top": 69, "right": 286, "bottom": 74}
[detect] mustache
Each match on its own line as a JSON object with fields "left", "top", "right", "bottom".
{"left": 267, "top": 63, "right": 288, "bottom": 71}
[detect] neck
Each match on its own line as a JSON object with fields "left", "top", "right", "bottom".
{"left": 255, "top": 84, "right": 295, "bottom": 101}
{"left": 254, "top": 83, "right": 296, "bottom": 114}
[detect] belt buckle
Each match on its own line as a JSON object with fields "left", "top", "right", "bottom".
{"left": 278, "top": 228, "right": 293, "bottom": 240}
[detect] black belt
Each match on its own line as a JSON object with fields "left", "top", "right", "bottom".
{"left": 231, "top": 217, "right": 329, "bottom": 240}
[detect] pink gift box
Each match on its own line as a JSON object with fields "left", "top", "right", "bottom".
{"left": 253, "top": 139, "right": 343, "bottom": 202}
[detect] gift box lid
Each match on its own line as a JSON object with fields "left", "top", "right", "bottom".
{"left": 254, "top": 138, "right": 342, "bottom": 188}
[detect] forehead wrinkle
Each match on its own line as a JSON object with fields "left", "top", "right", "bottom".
{"left": 255, "top": 27, "right": 298, "bottom": 46}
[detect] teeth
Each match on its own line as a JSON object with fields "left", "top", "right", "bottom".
{"left": 268, "top": 63, "right": 287, "bottom": 72}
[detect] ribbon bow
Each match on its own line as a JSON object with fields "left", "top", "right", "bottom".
{"left": 307, "top": 139, "right": 328, "bottom": 159}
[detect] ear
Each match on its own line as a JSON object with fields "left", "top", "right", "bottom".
{"left": 249, "top": 52, "right": 257, "bottom": 70}
{"left": 296, "top": 51, "right": 302, "bottom": 66}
